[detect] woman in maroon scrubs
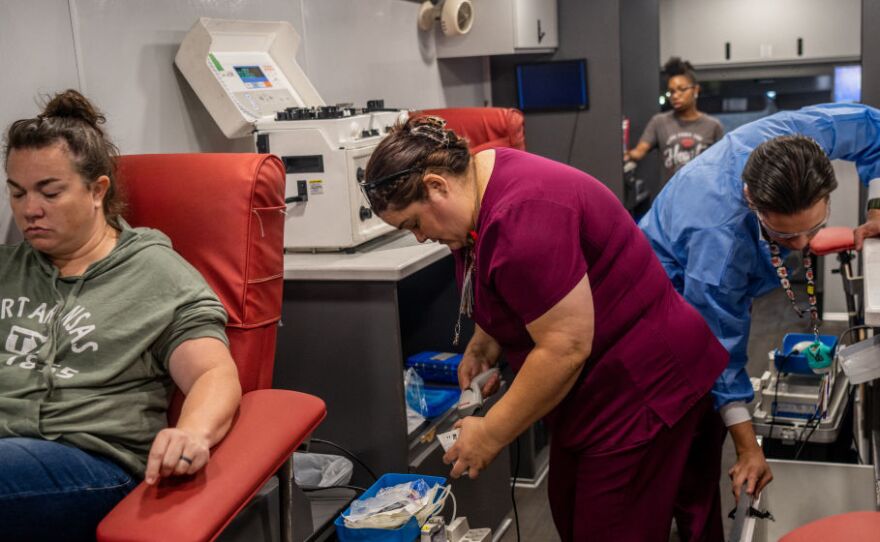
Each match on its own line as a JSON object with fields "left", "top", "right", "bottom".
{"left": 362, "top": 116, "right": 729, "bottom": 541}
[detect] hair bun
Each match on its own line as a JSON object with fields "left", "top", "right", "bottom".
{"left": 663, "top": 56, "right": 694, "bottom": 77}
{"left": 41, "top": 89, "right": 106, "bottom": 128}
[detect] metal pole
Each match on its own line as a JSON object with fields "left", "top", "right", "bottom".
{"left": 279, "top": 455, "right": 295, "bottom": 542}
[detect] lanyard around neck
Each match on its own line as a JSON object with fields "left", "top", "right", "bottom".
{"left": 768, "top": 241, "right": 820, "bottom": 338}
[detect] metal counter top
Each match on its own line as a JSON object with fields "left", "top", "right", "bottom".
{"left": 283, "top": 231, "right": 452, "bottom": 281}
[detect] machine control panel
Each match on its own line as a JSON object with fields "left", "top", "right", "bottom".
{"left": 177, "top": 18, "right": 400, "bottom": 250}
{"left": 276, "top": 105, "right": 355, "bottom": 121}
{"left": 176, "top": 19, "right": 328, "bottom": 137}
{"left": 208, "top": 52, "right": 301, "bottom": 120}
{"left": 274, "top": 103, "right": 395, "bottom": 123}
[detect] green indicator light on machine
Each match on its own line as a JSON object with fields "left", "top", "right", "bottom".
{"left": 208, "top": 53, "right": 223, "bottom": 71}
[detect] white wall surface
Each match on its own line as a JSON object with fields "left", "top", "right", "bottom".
{"left": 0, "top": 1, "right": 81, "bottom": 243}
{"left": 70, "top": 0, "right": 307, "bottom": 156}
{"left": 0, "top": 0, "right": 487, "bottom": 243}
{"left": 301, "top": 0, "right": 451, "bottom": 109}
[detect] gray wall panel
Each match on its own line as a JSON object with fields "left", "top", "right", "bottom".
{"left": 621, "top": 0, "right": 662, "bottom": 202}
{"left": 490, "top": 0, "right": 660, "bottom": 201}
{"left": 863, "top": 0, "right": 880, "bottom": 107}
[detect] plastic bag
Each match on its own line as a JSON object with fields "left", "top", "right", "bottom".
{"left": 404, "top": 367, "right": 429, "bottom": 416}
{"left": 406, "top": 403, "right": 426, "bottom": 435}
{"left": 344, "top": 479, "right": 447, "bottom": 530}
{"left": 348, "top": 479, "right": 431, "bottom": 519}
{"left": 293, "top": 452, "right": 354, "bottom": 488}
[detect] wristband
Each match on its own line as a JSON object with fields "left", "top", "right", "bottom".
{"left": 868, "top": 178, "right": 880, "bottom": 212}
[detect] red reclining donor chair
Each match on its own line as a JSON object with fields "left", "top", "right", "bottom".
{"left": 97, "top": 154, "right": 326, "bottom": 542}
{"left": 419, "top": 107, "right": 526, "bottom": 152}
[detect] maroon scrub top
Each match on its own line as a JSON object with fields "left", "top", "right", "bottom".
{"left": 457, "top": 148, "right": 728, "bottom": 452}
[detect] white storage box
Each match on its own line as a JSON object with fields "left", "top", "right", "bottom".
{"left": 839, "top": 335, "right": 880, "bottom": 384}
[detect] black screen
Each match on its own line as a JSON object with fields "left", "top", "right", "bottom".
{"left": 516, "top": 59, "right": 588, "bottom": 111}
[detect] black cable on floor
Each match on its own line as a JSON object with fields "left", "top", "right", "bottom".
{"left": 511, "top": 438, "right": 521, "bottom": 542}
{"left": 793, "top": 410, "right": 820, "bottom": 461}
{"left": 309, "top": 438, "right": 379, "bottom": 482}
{"left": 793, "top": 420, "right": 820, "bottom": 460}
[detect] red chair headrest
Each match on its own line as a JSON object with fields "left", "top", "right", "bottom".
{"left": 418, "top": 107, "right": 526, "bottom": 152}
{"left": 118, "top": 154, "right": 286, "bottom": 329}
{"left": 810, "top": 226, "right": 855, "bottom": 256}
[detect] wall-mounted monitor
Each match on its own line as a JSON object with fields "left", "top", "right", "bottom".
{"left": 516, "top": 59, "right": 588, "bottom": 112}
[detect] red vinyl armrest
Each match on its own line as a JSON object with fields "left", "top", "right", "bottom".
{"left": 810, "top": 226, "right": 855, "bottom": 256}
{"left": 97, "top": 390, "right": 326, "bottom": 542}
{"left": 780, "top": 511, "right": 880, "bottom": 541}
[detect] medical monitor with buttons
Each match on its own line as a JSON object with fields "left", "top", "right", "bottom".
{"left": 176, "top": 18, "right": 404, "bottom": 251}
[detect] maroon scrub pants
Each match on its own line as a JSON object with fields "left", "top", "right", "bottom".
{"left": 548, "top": 396, "right": 726, "bottom": 542}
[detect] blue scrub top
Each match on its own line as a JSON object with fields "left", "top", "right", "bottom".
{"left": 639, "top": 103, "right": 880, "bottom": 410}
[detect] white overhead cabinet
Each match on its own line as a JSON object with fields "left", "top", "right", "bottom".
{"left": 660, "top": 0, "right": 860, "bottom": 67}
{"left": 435, "top": 0, "right": 557, "bottom": 58}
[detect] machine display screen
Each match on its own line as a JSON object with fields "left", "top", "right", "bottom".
{"left": 516, "top": 59, "right": 588, "bottom": 111}
{"left": 234, "top": 65, "right": 270, "bottom": 87}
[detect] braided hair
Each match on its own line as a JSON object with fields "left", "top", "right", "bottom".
{"left": 363, "top": 115, "right": 471, "bottom": 214}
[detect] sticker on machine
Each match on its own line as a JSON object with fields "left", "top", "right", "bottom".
{"left": 308, "top": 180, "right": 324, "bottom": 195}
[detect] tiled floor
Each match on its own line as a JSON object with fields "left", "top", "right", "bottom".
{"left": 497, "top": 288, "right": 849, "bottom": 542}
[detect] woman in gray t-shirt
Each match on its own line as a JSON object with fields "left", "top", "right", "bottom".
{"left": 625, "top": 57, "right": 723, "bottom": 183}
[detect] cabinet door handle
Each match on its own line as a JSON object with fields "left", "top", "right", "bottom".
{"left": 537, "top": 19, "right": 546, "bottom": 43}
{"left": 725, "top": 41, "right": 731, "bottom": 60}
{"left": 797, "top": 37, "right": 803, "bottom": 56}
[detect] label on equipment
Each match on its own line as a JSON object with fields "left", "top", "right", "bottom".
{"left": 308, "top": 180, "right": 324, "bottom": 195}
{"left": 208, "top": 53, "right": 223, "bottom": 71}
{"left": 438, "top": 429, "right": 460, "bottom": 452}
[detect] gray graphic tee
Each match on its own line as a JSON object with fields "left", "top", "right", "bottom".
{"left": 640, "top": 111, "right": 724, "bottom": 183}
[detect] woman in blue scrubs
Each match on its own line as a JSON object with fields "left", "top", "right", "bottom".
{"left": 639, "top": 103, "right": 880, "bottom": 531}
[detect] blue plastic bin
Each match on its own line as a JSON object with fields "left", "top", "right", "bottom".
{"left": 421, "top": 386, "right": 461, "bottom": 419}
{"left": 774, "top": 333, "right": 838, "bottom": 375}
{"left": 335, "top": 473, "right": 447, "bottom": 542}
{"left": 406, "top": 351, "right": 462, "bottom": 384}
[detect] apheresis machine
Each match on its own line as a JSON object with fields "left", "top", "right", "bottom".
{"left": 176, "top": 18, "right": 406, "bottom": 251}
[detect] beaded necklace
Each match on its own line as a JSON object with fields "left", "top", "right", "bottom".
{"left": 453, "top": 162, "right": 481, "bottom": 346}
{"left": 768, "top": 240, "right": 833, "bottom": 374}
{"left": 454, "top": 242, "right": 475, "bottom": 346}
{"left": 768, "top": 241, "right": 819, "bottom": 338}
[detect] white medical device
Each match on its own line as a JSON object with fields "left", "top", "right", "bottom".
{"left": 175, "top": 18, "right": 404, "bottom": 251}
{"left": 863, "top": 238, "right": 880, "bottom": 326}
{"left": 864, "top": 179, "right": 880, "bottom": 324}
{"left": 457, "top": 368, "right": 499, "bottom": 416}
